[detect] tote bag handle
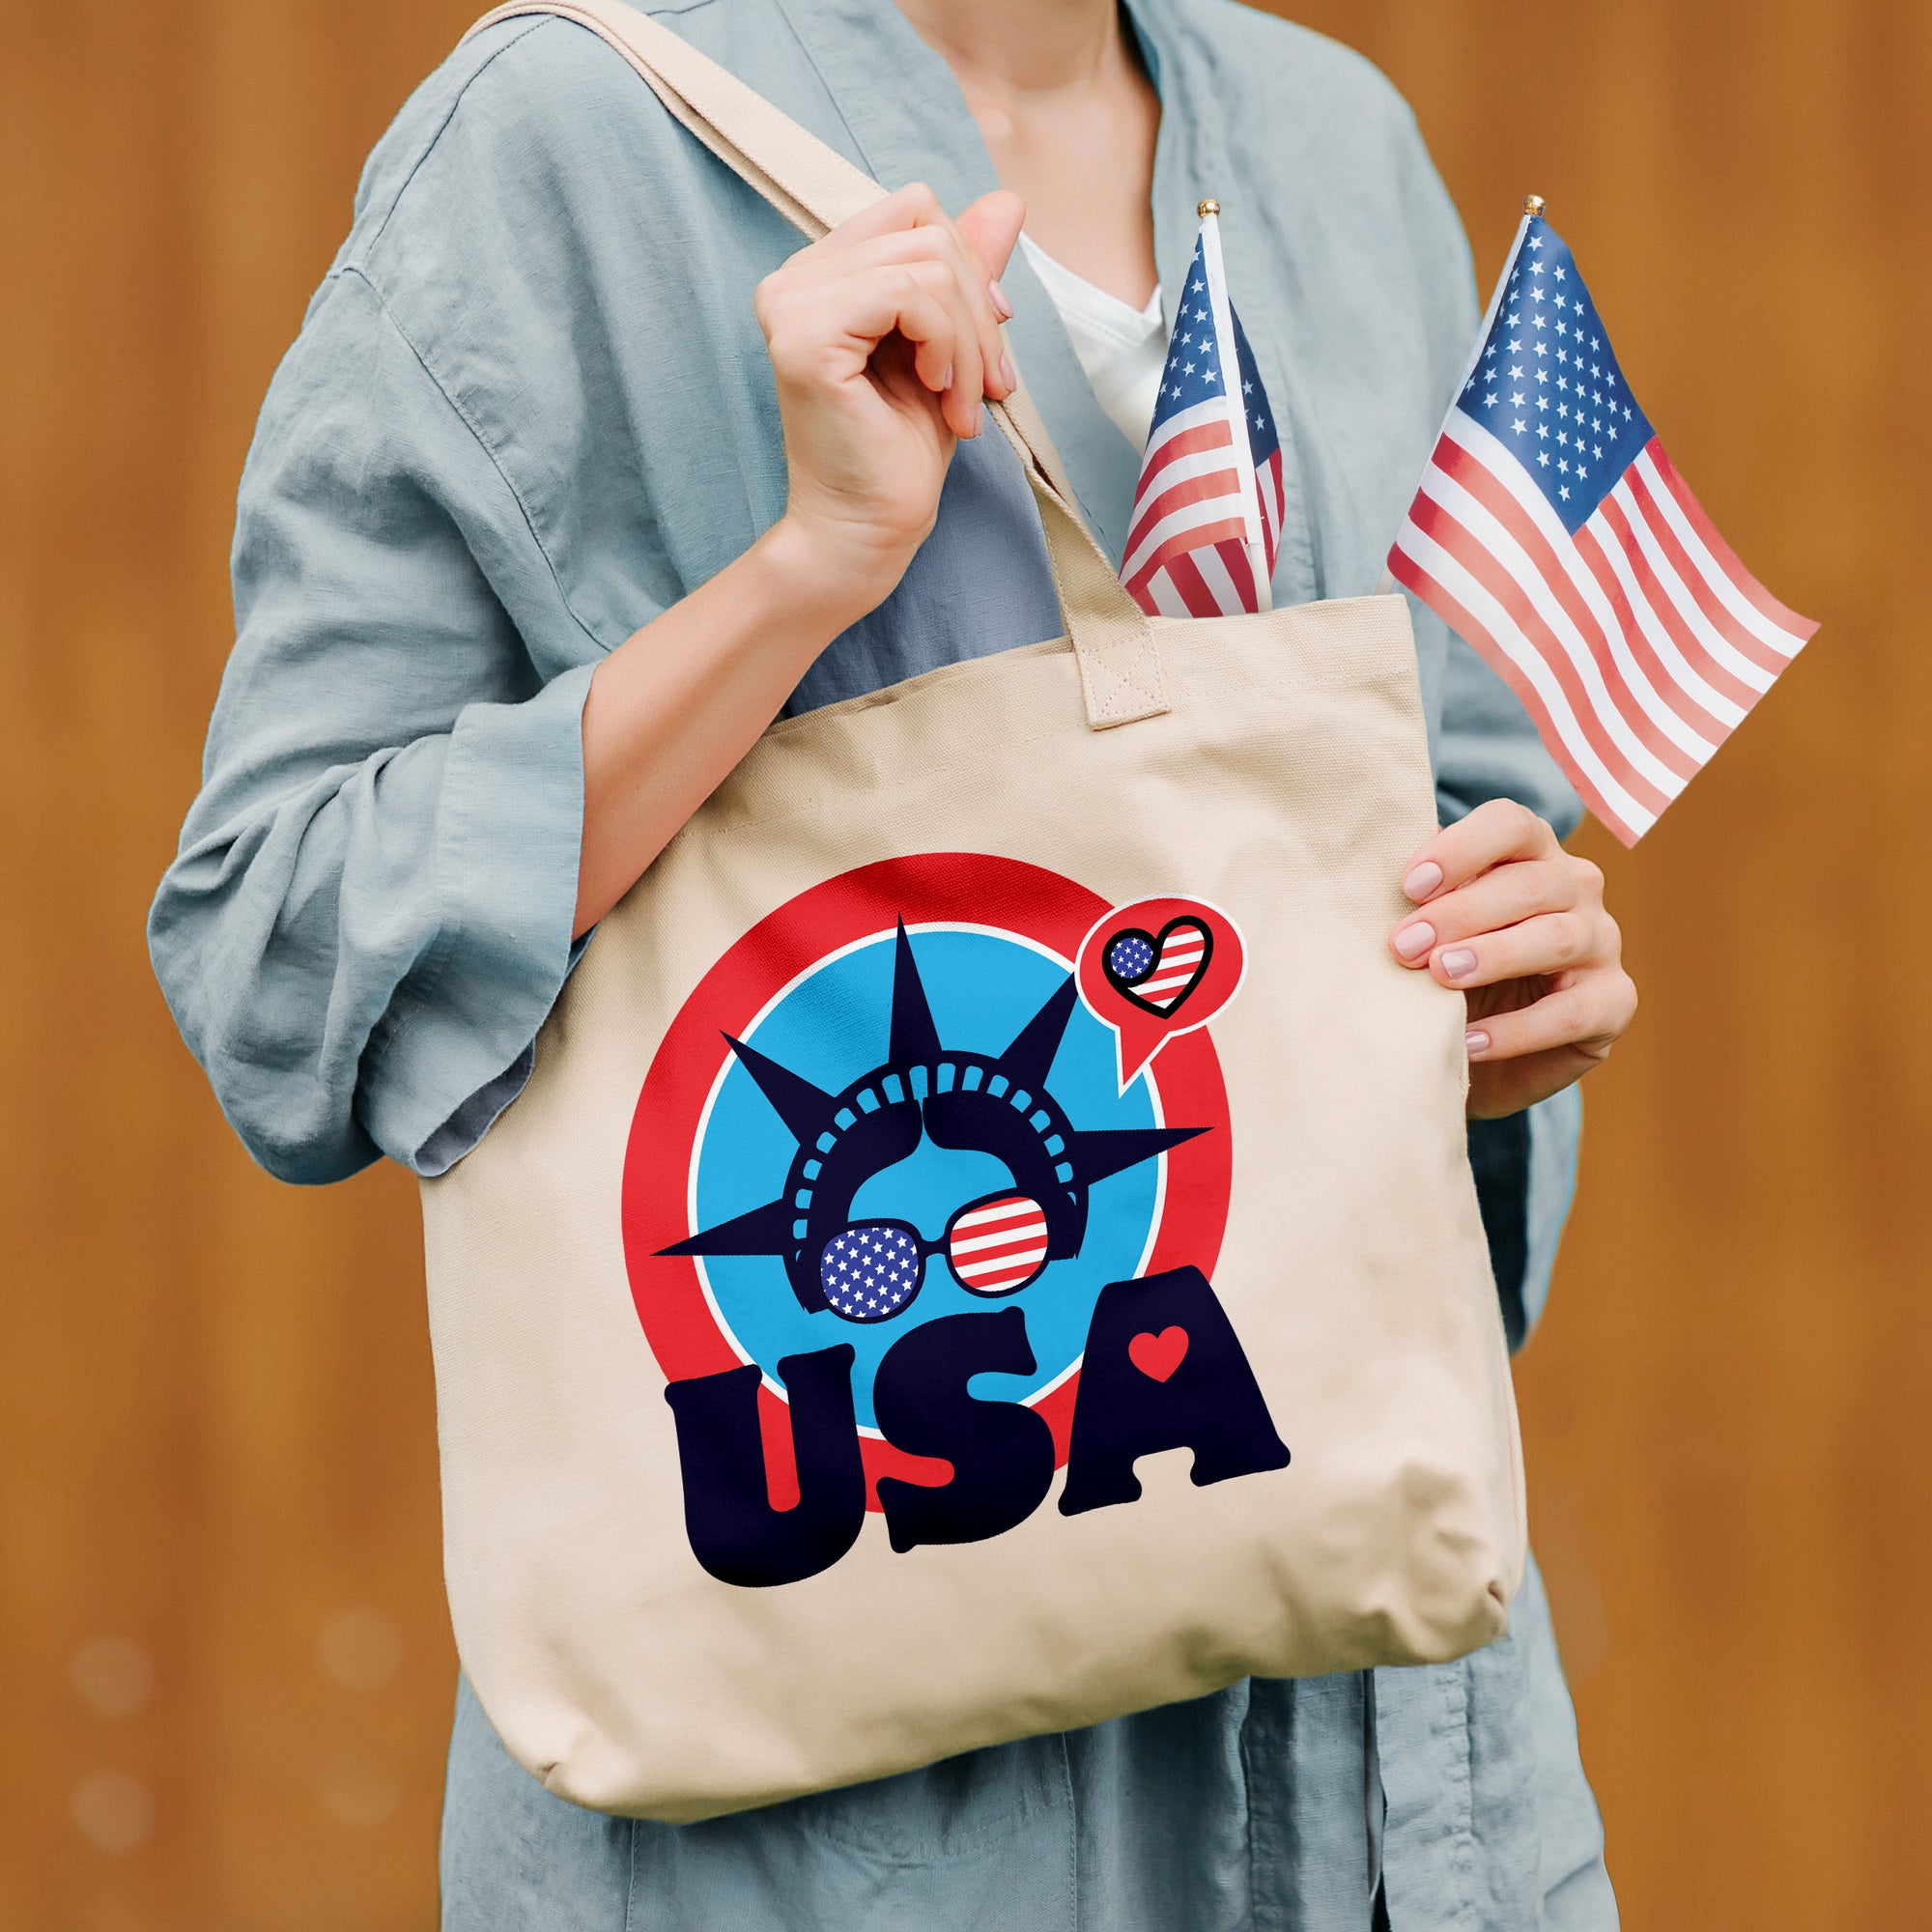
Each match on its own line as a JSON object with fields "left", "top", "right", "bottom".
{"left": 463, "top": 0, "right": 1171, "bottom": 728}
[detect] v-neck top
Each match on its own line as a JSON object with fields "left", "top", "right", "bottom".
{"left": 150, "top": 7, "right": 1606, "bottom": 1922}
{"left": 1018, "top": 231, "right": 1166, "bottom": 449}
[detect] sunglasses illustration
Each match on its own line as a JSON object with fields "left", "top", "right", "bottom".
{"left": 816, "top": 1192, "right": 1051, "bottom": 1323}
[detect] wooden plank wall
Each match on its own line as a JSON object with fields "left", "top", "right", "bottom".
{"left": 1, "top": 1, "right": 1922, "bottom": 1924}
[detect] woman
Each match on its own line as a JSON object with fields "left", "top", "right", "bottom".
{"left": 151, "top": 0, "right": 1634, "bottom": 1922}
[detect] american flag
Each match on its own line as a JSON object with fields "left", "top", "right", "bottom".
{"left": 1122, "top": 208, "right": 1286, "bottom": 618}
{"left": 1388, "top": 210, "right": 1819, "bottom": 847}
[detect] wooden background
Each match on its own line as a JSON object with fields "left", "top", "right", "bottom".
{"left": 3, "top": 0, "right": 1924, "bottom": 1924}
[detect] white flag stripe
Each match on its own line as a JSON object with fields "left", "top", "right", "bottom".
{"left": 1394, "top": 520, "right": 1659, "bottom": 837}
{"left": 1575, "top": 515, "right": 1749, "bottom": 731}
{"left": 1440, "top": 417, "right": 1723, "bottom": 754}
{"left": 1417, "top": 464, "right": 1690, "bottom": 798}
{"left": 1145, "top": 570, "right": 1196, "bottom": 619}
{"left": 1607, "top": 479, "right": 1777, "bottom": 694}
{"left": 1263, "top": 460, "right": 1286, "bottom": 553}
{"left": 1632, "top": 449, "right": 1806, "bottom": 658}
{"left": 954, "top": 1247, "right": 1048, "bottom": 1282}
{"left": 951, "top": 1200, "right": 1044, "bottom": 1233}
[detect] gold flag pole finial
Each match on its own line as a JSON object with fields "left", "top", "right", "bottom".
{"left": 1198, "top": 197, "right": 1220, "bottom": 218}
{"left": 1523, "top": 193, "right": 1547, "bottom": 219}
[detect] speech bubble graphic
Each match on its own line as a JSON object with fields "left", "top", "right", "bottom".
{"left": 1076, "top": 896, "right": 1246, "bottom": 1091}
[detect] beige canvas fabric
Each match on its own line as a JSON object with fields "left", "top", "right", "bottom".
{"left": 420, "top": 0, "right": 1524, "bottom": 1823}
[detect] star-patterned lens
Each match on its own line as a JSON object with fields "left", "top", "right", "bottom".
{"left": 946, "top": 1194, "right": 1050, "bottom": 1296}
{"left": 817, "top": 1223, "right": 924, "bottom": 1322}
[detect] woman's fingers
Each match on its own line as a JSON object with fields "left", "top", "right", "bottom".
{"left": 762, "top": 262, "right": 983, "bottom": 436}
{"left": 1463, "top": 970, "right": 1637, "bottom": 1065}
{"left": 1420, "top": 910, "right": 1608, "bottom": 991}
{"left": 1401, "top": 797, "right": 1559, "bottom": 903}
{"left": 772, "top": 184, "right": 1019, "bottom": 415}
{"left": 1390, "top": 855, "right": 1597, "bottom": 965}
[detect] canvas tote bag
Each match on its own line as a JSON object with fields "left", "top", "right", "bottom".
{"left": 422, "top": 0, "right": 1525, "bottom": 1822}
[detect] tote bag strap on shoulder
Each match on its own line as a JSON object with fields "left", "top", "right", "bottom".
{"left": 464, "top": 0, "right": 1171, "bottom": 728}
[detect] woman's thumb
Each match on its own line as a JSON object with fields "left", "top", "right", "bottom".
{"left": 956, "top": 188, "right": 1027, "bottom": 281}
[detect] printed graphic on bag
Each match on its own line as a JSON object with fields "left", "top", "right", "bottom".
{"left": 623, "top": 855, "right": 1289, "bottom": 1587}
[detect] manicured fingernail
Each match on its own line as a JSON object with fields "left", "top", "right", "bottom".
{"left": 940, "top": 362, "right": 953, "bottom": 392}
{"left": 1465, "top": 1028, "right": 1492, "bottom": 1057}
{"left": 988, "top": 277, "right": 1014, "bottom": 320}
{"left": 973, "top": 402, "right": 985, "bottom": 437}
{"left": 1440, "top": 948, "right": 1478, "bottom": 980}
{"left": 999, "top": 352, "right": 1017, "bottom": 392}
{"left": 1403, "top": 862, "right": 1443, "bottom": 901}
{"left": 1393, "top": 922, "right": 1435, "bottom": 960}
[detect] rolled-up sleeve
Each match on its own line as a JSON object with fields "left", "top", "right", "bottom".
{"left": 149, "top": 267, "right": 599, "bottom": 1184}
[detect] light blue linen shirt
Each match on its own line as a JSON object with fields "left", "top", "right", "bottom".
{"left": 150, "top": 0, "right": 1612, "bottom": 1922}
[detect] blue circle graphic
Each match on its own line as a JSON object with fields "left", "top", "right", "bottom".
{"left": 692, "top": 927, "right": 1160, "bottom": 1430}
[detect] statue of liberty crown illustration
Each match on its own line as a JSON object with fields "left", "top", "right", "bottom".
{"left": 663, "top": 922, "right": 1207, "bottom": 1324}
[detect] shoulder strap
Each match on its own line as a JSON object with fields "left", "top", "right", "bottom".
{"left": 463, "top": 0, "right": 1169, "bottom": 727}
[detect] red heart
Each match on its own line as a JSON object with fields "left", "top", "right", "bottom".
{"left": 1127, "top": 1326, "right": 1189, "bottom": 1382}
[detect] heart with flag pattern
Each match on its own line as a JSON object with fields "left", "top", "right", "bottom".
{"left": 1102, "top": 918, "right": 1214, "bottom": 1017}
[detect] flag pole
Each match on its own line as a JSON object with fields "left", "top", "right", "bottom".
{"left": 1373, "top": 193, "right": 1548, "bottom": 597}
{"left": 1197, "top": 197, "right": 1274, "bottom": 611}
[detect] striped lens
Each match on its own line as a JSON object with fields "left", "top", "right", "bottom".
{"left": 818, "top": 1224, "right": 923, "bottom": 1323}
{"left": 945, "top": 1194, "right": 1050, "bottom": 1297}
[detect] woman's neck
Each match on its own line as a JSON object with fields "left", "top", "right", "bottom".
{"left": 895, "top": 0, "right": 1160, "bottom": 308}
{"left": 893, "top": 0, "right": 1124, "bottom": 96}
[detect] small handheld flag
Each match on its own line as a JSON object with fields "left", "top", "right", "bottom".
{"left": 1388, "top": 198, "right": 1819, "bottom": 847}
{"left": 1122, "top": 200, "right": 1287, "bottom": 618}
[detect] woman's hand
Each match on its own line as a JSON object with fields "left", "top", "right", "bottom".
{"left": 1389, "top": 800, "right": 1637, "bottom": 1118}
{"left": 756, "top": 182, "right": 1028, "bottom": 622}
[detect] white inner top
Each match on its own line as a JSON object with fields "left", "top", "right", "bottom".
{"left": 1018, "top": 232, "right": 1165, "bottom": 452}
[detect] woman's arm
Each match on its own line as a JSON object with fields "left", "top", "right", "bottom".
{"left": 573, "top": 185, "right": 1025, "bottom": 934}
